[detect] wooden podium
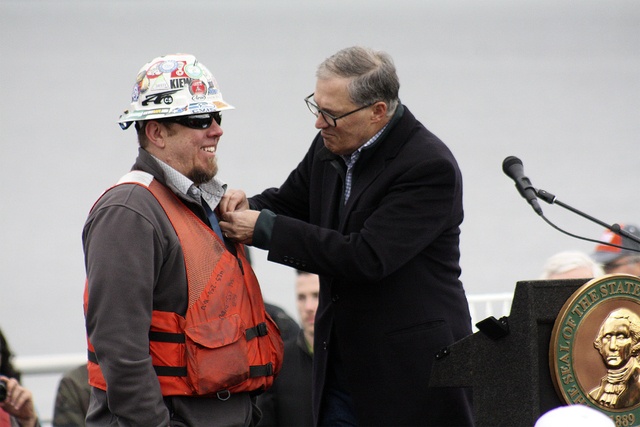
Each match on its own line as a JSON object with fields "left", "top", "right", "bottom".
{"left": 430, "top": 279, "right": 587, "bottom": 426}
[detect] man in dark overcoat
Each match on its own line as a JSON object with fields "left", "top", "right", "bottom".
{"left": 220, "top": 46, "right": 474, "bottom": 426}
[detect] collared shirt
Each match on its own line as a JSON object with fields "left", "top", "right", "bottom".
{"left": 151, "top": 155, "right": 227, "bottom": 211}
{"left": 340, "top": 124, "right": 388, "bottom": 204}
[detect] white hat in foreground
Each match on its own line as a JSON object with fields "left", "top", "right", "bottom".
{"left": 535, "top": 405, "right": 613, "bottom": 427}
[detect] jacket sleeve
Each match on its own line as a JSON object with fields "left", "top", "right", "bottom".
{"left": 83, "top": 186, "right": 171, "bottom": 426}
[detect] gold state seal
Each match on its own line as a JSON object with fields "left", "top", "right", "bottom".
{"left": 550, "top": 274, "right": 640, "bottom": 427}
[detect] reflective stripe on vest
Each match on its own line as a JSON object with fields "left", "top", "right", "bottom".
{"left": 85, "top": 171, "right": 283, "bottom": 396}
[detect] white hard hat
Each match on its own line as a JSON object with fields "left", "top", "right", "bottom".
{"left": 118, "top": 53, "right": 234, "bottom": 130}
{"left": 535, "top": 405, "right": 613, "bottom": 427}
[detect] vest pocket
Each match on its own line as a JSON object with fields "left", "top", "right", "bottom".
{"left": 184, "top": 313, "right": 249, "bottom": 394}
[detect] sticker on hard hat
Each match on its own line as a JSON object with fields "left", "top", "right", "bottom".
{"left": 158, "top": 60, "right": 178, "bottom": 74}
{"left": 141, "top": 90, "right": 180, "bottom": 106}
{"left": 184, "top": 64, "right": 203, "bottom": 79}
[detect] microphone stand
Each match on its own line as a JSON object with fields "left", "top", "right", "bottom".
{"left": 536, "top": 188, "right": 640, "bottom": 246}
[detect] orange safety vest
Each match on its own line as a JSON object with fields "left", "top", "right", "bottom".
{"left": 85, "top": 171, "right": 284, "bottom": 396}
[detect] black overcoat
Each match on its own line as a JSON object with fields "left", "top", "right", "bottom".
{"left": 250, "top": 106, "right": 474, "bottom": 426}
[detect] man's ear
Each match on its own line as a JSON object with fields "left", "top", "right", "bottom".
{"left": 145, "top": 121, "right": 166, "bottom": 149}
{"left": 371, "top": 101, "right": 388, "bottom": 123}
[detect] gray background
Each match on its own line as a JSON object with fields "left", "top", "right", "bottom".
{"left": 1, "top": 0, "right": 639, "bottom": 363}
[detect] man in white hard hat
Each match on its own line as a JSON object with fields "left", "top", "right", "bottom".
{"left": 83, "top": 54, "right": 283, "bottom": 426}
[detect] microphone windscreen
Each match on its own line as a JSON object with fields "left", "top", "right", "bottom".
{"left": 502, "top": 156, "right": 522, "bottom": 176}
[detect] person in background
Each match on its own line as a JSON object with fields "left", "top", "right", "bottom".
{"left": 0, "top": 331, "right": 21, "bottom": 383}
{"left": 0, "top": 350, "right": 38, "bottom": 427}
{"left": 83, "top": 53, "right": 283, "bottom": 426}
{"left": 540, "top": 251, "right": 605, "bottom": 280}
{"left": 52, "top": 364, "right": 89, "bottom": 427}
{"left": 592, "top": 224, "right": 640, "bottom": 275}
{"left": 220, "top": 46, "right": 473, "bottom": 426}
{"left": 264, "top": 303, "right": 300, "bottom": 344}
{"left": 258, "top": 271, "right": 319, "bottom": 426}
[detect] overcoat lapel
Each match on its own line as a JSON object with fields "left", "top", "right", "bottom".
{"left": 340, "top": 108, "right": 416, "bottom": 230}
{"left": 316, "top": 146, "right": 344, "bottom": 230}
{"left": 313, "top": 107, "right": 417, "bottom": 233}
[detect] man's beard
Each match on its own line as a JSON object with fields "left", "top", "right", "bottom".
{"left": 189, "top": 160, "right": 218, "bottom": 185}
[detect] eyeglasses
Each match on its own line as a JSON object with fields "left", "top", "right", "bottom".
{"left": 304, "top": 93, "right": 374, "bottom": 127}
{"left": 161, "top": 112, "right": 222, "bottom": 129}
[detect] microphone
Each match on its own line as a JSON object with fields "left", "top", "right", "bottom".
{"left": 502, "top": 156, "right": 543, "bottom": 216}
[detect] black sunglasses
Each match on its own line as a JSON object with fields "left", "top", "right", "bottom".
{"left": 161, "top": 112, "right": 222, "bottom": 129}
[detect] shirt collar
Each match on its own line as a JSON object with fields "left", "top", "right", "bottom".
{"left": 151, "top": 155, "right": 227, "bottom": 208}
{"left": 341, "top": 123, "right": 388, "bottom": 165}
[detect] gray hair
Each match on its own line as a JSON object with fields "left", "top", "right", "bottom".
{"left": 539, "top": 251, "right": 604, "bottom": 280}
{"left": 317, "top": 46, "right": 400, "bottom": 117}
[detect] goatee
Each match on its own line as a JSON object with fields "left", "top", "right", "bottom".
{"left": 190, "top": 161, "right": 218, "bottom": 185}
